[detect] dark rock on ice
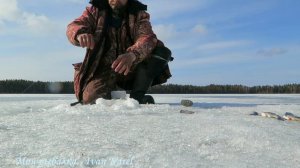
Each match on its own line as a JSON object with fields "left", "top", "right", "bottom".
{"left": 180, "top": 110, "right": 195, "bottom": 114}
{"left": 250, "top": 111, "right": 259, "bottom": 116}
{"left": 181, "top": 99, "right": 193, "bottom": 107}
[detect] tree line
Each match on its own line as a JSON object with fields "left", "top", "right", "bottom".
{"left": 148, "top": 84, "right": 300, "bottom": 94}
{"left": 0, "top": 79, "right": 73, "bottom": 94}
{"left": 0, "top": 79, "right": 300, "bottom": 94}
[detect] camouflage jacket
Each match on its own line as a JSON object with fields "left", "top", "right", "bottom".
{"left": 66, "top": 2, "right": 172, "bottom": 100}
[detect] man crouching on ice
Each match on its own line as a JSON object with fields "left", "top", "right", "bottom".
{"left": 66, "top": 0, "right": 173, "bottom": 105}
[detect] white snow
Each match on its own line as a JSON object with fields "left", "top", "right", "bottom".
{"left": 0, "top": 94, "right": 300, "bottom": 168}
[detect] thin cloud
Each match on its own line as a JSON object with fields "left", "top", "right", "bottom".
{"left": 153, "top": 24, "right": 178, "bottom": 42}
{"left": 144, "top": 0, "right": 213, "bottom": 20}
{"left": 0, "top": 22, "right": 4, "bottom": 33}
{"left": 62, "top": 0, "right": 85, "bottom": 4}
{"left": 200, "top": 0, "right": 278, "bottom": 25}
{"left": 172, "top": 52, "right": 253, "bottom": 69}
{"left": 197, "top": 40, "right": 252, "bottom": 51}
{"left": 54, "top": 0, "right": 85, "bottom": 4}
{"left": 21, "top": 12, "right": 55, "bottom": 35}
{"left": 192, "top": 24, "right": 208, "bottom": 35}
{"left": 256, "top": 48, "right": 288, "bottom": 57}
{"left": 0, "top": 0, "right": 56, "bottom": 36}
{"left": 153, "top": 23, "right": 209, "bottom": 50}
{"left": 0, "top": 48, "right": 85, "bottom": 81}
{"left": 0, "top": 0, "right": 20, "bottom": 21}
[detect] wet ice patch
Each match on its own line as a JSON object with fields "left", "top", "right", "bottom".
{"left": 0, "top": 124, "right": 10, "bottom": 131}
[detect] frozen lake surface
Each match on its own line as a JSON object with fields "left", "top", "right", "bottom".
{"left": 0, "top": 94, "right": 300, "bottom": 168}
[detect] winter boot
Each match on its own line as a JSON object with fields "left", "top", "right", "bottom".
{"left": 130, "top": 52, "right": 169, "bottom": 104}
{"left": 130, "top": 62, "right": 155, "bottom": 104}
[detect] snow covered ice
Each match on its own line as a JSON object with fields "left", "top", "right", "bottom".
{"left": 0, "top": 94, "right": 300, "bottom": 168}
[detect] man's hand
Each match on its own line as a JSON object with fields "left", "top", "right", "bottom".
{"left": 112, "top": 53, "right": 137, "bottom": 76}
{"left": 76, "top": 33, "right": 95, "bottom": 49}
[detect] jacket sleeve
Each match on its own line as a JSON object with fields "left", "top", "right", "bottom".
{"left": 127, "top": 11, "right": 158, "bottom": 64}
{"left": 66, "top": 6, "right": 97, "bottom": 46}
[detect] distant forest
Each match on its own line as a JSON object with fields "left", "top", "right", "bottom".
{"left": 0, "top": 79, "right": 300, "bottom": 94}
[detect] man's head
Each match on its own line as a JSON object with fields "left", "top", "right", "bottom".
{"left": 108, "top": 0, "right": 128, "bottom": 10}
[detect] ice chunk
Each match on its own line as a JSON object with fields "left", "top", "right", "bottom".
{"left": 111, "top": 91, "right": 127, "bottom": 99}
{"left": 95, "top": 98, "right": 140, "bottom": 111}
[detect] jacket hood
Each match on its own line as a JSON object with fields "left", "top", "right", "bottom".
{"left": 89, "top": 0, "right": 147, "bottom": 14}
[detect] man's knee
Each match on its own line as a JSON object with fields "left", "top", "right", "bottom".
{"left": 82, "top": 78, "right": 113, "bottom": 104}
{"left": 82, "top": 88, "right": 111, "bottom": 104}
{"left": 82, "top": 91, "right": 98, "bottom": 104}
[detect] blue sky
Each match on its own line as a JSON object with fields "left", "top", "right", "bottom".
{"left": 0, "top": 0, "right": 299, "bottom": 86}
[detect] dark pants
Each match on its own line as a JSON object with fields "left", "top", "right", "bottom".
{"left": 82, "top": 55, "right": 167, "bottom": 104}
